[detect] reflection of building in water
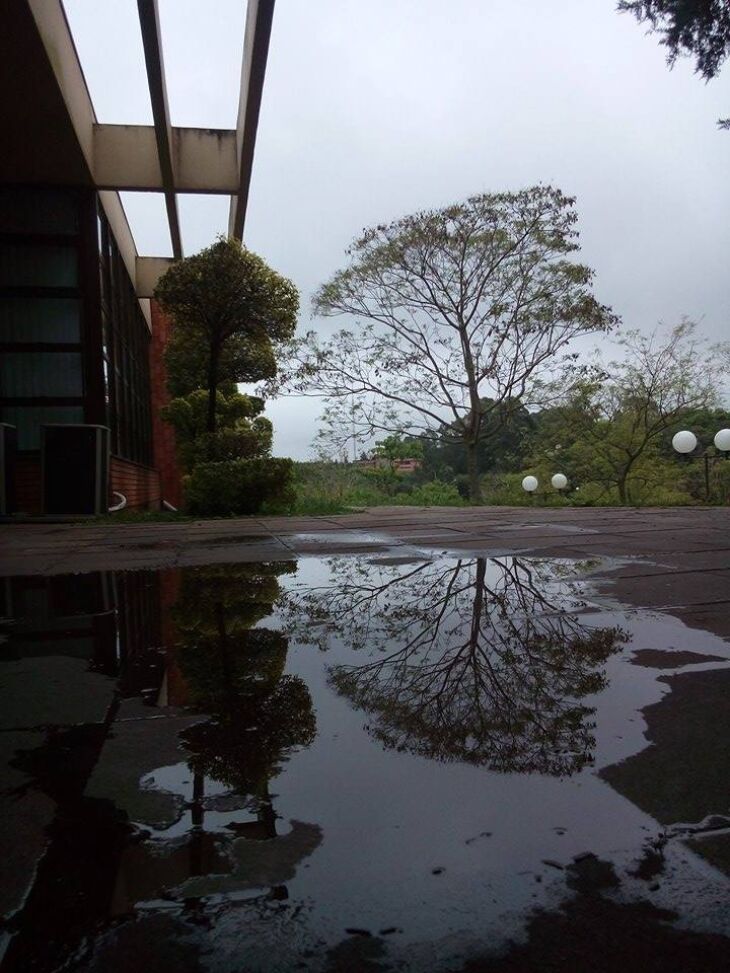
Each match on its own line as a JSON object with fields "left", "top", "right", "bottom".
{"left": 1, "top": 573, "right": 118, "bottom": 675}
{"left": 1, "top": 561, "right": 320, "bottom": 971}
{"left": 0, "top": 570, "right": 162, "bottom": 691}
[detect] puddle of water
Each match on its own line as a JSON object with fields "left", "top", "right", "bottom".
{"left": 1, "top": 554, "right": 729, "bottom": 971}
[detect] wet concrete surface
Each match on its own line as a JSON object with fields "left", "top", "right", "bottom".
{"left": 1, "top": 507, "right": 729, "bottom": 971}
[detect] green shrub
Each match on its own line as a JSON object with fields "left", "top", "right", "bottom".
{"left": 480, "top": 473, "right": 534, "bottom": 505}
{"left": 393, "top": 480, "right": 465, "bottom": 507}
{"left": 184, "top": 458, "right": 294, "bottom": 516}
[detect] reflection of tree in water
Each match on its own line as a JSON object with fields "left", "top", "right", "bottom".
{"left": 172, "top": 563, "right": 316, "bottom": 822}
{"left": 287, "top": 557, "right": 626, "bottom": 776}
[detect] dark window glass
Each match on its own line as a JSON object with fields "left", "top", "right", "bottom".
{"left": 96, "top": 206, "right": 152, "bottom": 465}
{"left": 0, "top": 242, "right": 77, "bottom": 287}
{"left": 1, "top": 351, "right": 83, "bottom": 397}
{"left": 0, "top": 189, "right": 79, "bottom": 235}
{"left": 0, "top": 297, "right": 81, "bottom": 343}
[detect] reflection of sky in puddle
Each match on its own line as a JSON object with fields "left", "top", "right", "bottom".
{"left": 3, "top": 553, "right": 730, "bottom": 971}
{"left": 139, "top": 762, "right": 295, "bottom": 840}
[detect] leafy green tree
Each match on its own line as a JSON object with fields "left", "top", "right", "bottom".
{"left": 423, "top": 398, "right": 535, "bottom": 490}
{"left": 287, "top": 187, "right": 617, "bottom": 503}
{"left": 534, "top": 321, "right": 730, "bottom": 504}
{"left": 155, "top": 237, "right": 299, "bottom": 435}
{"left": 373, "top": 434, "right": 424, "bottom": 466}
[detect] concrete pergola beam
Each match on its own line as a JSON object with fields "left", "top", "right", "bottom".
{"left": 136, "top": 256, "right": 174, "bottom": 298}
{"left": 93, "top": 125, "right": 239, "bottom": 193}
{"left": 20, "top": 0, "right": 278, "bottom": 309}
{"left": 229, "top": 0, "right": 275, "bottom": 239}
{"left": 136, "top": 0, "right": 183, "bottom": 258}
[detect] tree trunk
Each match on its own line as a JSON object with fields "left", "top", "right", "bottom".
{"left": 617, "top": 456, "right": 636, "bottom": 505}
{"left": 465, "top": 440, "right": 482, "bottom": 504}
{"left": 206, "top": 342, "right": 220, "bottom": 436}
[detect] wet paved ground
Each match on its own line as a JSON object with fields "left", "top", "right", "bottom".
{"left": 1, "top": 506, "right": 729, "bottom": 971}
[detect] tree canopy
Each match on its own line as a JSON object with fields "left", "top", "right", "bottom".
{"left": 160, "top": 386, "right": 272, "bottom": 472}
{"left": 619, "top": 0, "right": 730, "bottom": 78}
{"left": 529, "top": 320, "right": 730, "bottom": 503}
{"left": 618, "top": 0, "right": 730, "bottom": 127}
{"left": 155, "top": 237, "right": 299, "bottom": 434}
{"left": 289, "top": 187, "right": 618, "bottom": 502}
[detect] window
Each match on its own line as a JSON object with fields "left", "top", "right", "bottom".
{"left": 97, "top": 207, "right": 153, "bottom": 466}
{"left": 0, "top": 188, "right": 85, "bottom": 451}
{"left": 0, "top": 189, "right": 154, "bottom": 463}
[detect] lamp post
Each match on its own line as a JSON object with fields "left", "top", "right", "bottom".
{"left": 671, "top": 428, "right": 730, "bottom": 501}
{"left": 521, "top": 473, "right": 570, "bottom": 504}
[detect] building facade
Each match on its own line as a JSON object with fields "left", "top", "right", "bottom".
{"left": 0, "top": 186, "right": 173, "bottom": 511}
{"left": 0, "top": 0, "right": 274, "bottom": 515}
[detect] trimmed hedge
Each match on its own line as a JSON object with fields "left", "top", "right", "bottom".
{"left": 184, "top": 458, "right": 295, "bottom": 516}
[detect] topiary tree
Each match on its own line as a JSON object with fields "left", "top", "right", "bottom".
{"left": 160, "top": 386, "right": 272, "bottom": 473}
{"left": 155, "top": 237, "right": 299, "bottom": 436}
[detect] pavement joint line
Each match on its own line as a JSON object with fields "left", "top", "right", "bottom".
{"left": 595, "top": 565, "right": 730, "bottom": 579}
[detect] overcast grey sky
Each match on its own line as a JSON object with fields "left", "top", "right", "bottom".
{"left": 64, "top": 0, "right": 730, "bottom": 459}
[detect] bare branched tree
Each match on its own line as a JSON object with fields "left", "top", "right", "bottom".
{"left": 283, "top": 187, "right": 618, "bottom": 501}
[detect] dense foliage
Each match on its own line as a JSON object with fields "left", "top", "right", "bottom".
{"left": 155, "top": 237, "right": 298, "bottom": 435}
{"left": 155, "top": 239, "right": 299, "bottom": 516}
{"left": 619, "top": 0, "right": 730, "bottom": 78}
{"left": 185, "top": 457, "right": 295, "bottom": 517}
{"left": 618, "top": 0, "right": 730, "bottom": 127}
{"left": 161, "top": 386, "right": 271, "bottom": 472}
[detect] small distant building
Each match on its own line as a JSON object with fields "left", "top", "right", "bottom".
{"left": 357, "top": 457, "right": 422, "bottom": 474}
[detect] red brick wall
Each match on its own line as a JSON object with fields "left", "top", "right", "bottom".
{"left": 110, "top": 456, "right": 160, "bottom": 510}
{"left": 11, "top": 454, "right": 160, "bottom": 514}
{"left": 149, "top": 300, "right": 183, "bottom": 509}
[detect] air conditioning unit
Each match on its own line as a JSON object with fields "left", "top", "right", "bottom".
{"left": 41, "top": 425, "right": 110, "bottom": 515}
{"left": 0, "top": 423, "right": 17, "bottom": 516}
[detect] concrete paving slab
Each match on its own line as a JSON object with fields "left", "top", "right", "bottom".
{"left": 85, "top": 714, "right": 204, "bottom": 830}
{"left": 0, "top": 658, "right": 116, "bottom": 731}
{"left": 0, "top": 730, "right": 56, "bottom": 919}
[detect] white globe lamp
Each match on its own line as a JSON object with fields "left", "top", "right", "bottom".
{"left": 672, "top": 430, "right": 697, "bottom": 455}
{"left": 522, "top": 475, "right": 538, "bottom": 493}
{"left": 714, "top": 429, "right": 730, "bottom": 452}
{"left": 551, "top": 473, "right": 568, "bottom": 490}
